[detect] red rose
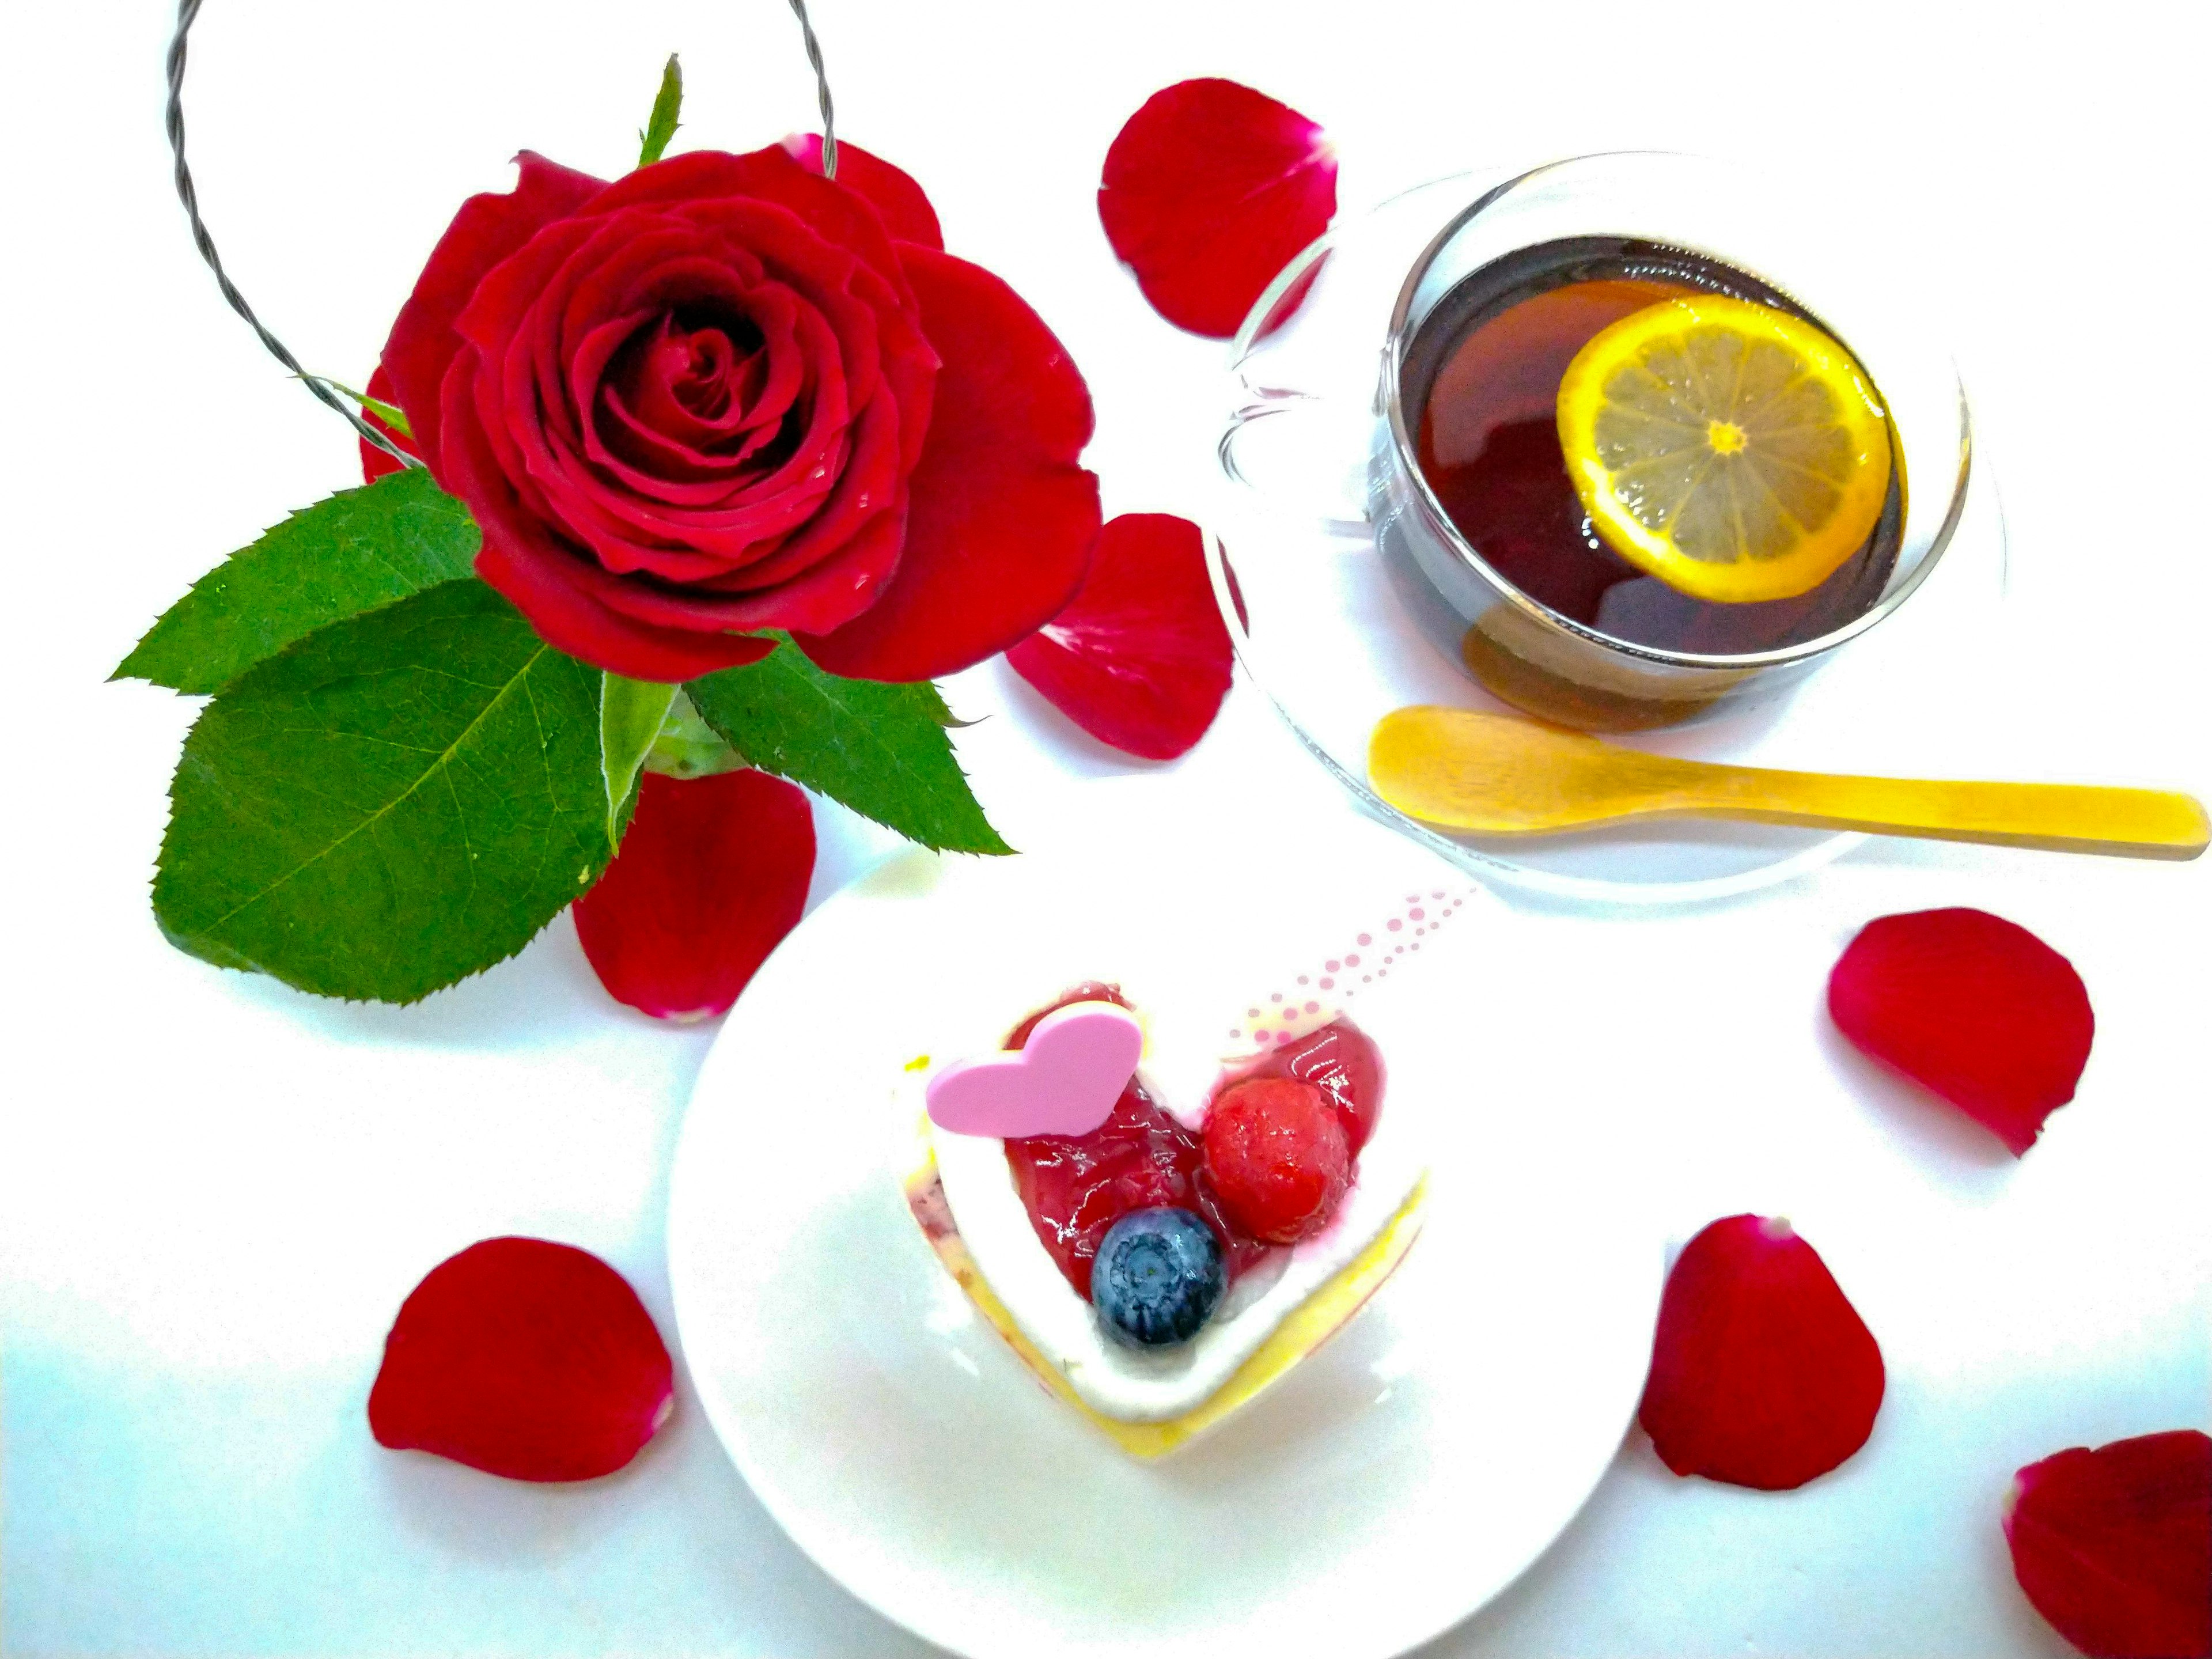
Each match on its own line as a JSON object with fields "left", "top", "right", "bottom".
{"left": 381, "top": 145, "right": 1101, "bottom": 683}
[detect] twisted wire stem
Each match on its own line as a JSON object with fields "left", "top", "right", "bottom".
{"left": 165, "top": 0, "right": 842, "bottom": 454}
{"left": 165, "top": 0, "right": 416, "bottom": 463}
{"left": 787, "top": 0, "right": 837, "bottom": 179}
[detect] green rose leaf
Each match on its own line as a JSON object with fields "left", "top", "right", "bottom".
{"left": 599, "top": 672, "right": 678, "bottom": 846}
{"left": 638, "top": 54, "right": 683, "bottom": 166}
{"left": 116, "top": 468, "right": 479, "bottom": 695}
{"left": 685, "top": 646, "right": 1012, "bottom": 855}
{"left": 155, "top": 582, "right": 612, "bottom": 1003}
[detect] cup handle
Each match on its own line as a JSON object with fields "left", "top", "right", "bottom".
{"left": 1218, "top": 389, "right": 1378, "bottom": 539}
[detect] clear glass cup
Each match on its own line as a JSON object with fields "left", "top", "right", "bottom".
{"left": 1226, "top": 151, "right": 1972, "bottom": 734}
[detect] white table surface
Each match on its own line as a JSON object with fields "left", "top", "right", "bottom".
{"left": 3, "top": 1, "right": 2207, "bottom": 1654}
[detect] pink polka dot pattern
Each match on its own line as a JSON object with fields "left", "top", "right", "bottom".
{"left": 1233, "top": 884, "right": 1479, "bottom": 1047}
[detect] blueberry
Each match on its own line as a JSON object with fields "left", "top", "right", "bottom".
{"left": 1090, "top": 1206, "right": 1226, "bottom": 1348}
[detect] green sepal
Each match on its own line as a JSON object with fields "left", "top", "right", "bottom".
{"left": 685, "top": 643, "right": 1012, "bottom": 855}
{"left": 115, "top": 469, "right": 478, "bottom": 695}
{"left": 154, "top": 582, "right": 613, "bottom": 1003}
{"left": 600, "top": 672, "right": 678, "bottom": 847}
{"left": 644, "top": 688, "right": 748, "bottom": 779}
{"left": 319, "top": 378, "right": 412, "bottom": 438}
{"left": 638, "top": 54, "right": 683, "bottom": 166}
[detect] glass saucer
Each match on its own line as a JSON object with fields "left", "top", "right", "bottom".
{"left": 1205, "top": 166, "right": 2008, "bottom": 906}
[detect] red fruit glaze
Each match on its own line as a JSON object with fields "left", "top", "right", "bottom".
{"left": 1828, "top": 907, "right": 2094, "bottom": 1156}
{"left": 1006, "top": 513, "right": 1233, "bottom": 762}
{"left": 1638, "top": 1214, "right": 1885, "bottom": 1490}
{"left": 368, "top": 1236, "right": 674, "bottom": 1482}
{"left": 1007, "top": 1080, "right": 1270, "bottom": 1298}
{"left": 1203, "top": 1078, "right": 1351, "bottom": 1243}
{"left": 2005, "top": 1429, "right": 2211, "bottom": 1659}
{"left": 1249, "top": 1020, "right": 1384, "bottom": 1153}
{"left": 1001, "top": 994, "right": 1381, "bottom": 1295}
{"left": 1099, "top": 79, "right": 1338, "bottom": 338}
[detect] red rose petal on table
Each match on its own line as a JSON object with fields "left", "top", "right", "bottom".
{"left": 1006, "top": 513, "right": 1232, "bottom": 760}
{"left": 782, "top": 133, "right": 944, "bottom": 251}
{"left": 1638, "top": 1214, "right": 1885, "bottom": 1490}
{"left": 1828, "top": 907, "right": 2094, "bottom": 1156}
{"left": 2005, "top": 1429, "right": 2211, "bottom": 1659}
{"left": 368, "top": 1237, "right": 673, "bottom": 1482}
{"left": 796, "top": 244, "right": 1101, "bottom": 681}
{"left": 357, "top": 365, "right": 418, "bottom": 483}
{"left": 573, "top": 768, "right": 815, "bottom": 1021}
{"left": 1098, "top": 78, "right": 1338, "bottom": 338}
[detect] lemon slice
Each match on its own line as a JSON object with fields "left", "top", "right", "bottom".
{"left": 1555, "top": 293, "right": 1894, "bottom": 604}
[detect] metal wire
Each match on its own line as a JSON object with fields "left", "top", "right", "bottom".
{"left": 163, "top": 0, "right": 842, "bottom": 454}
{"left": 165, "top": 0, "right": 417, "bottom": 463}
{"left": 787, "top": 0, "right": 837, "bottom": 179}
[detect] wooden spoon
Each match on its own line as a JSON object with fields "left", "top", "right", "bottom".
{"left": 1368, "top": 706, "right": 2209, "bottom": 859}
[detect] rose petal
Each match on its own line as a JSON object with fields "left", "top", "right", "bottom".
{"left": 367, "top": 1236, "right": 673, "bottom": 1482}
{"left": 1829, "top": 907, "right": 2094, "bottom": 1156}
{"left": 2005, "top": 1429, "right": 2212, "bottom": 1659}
{"left": 1005, "top": 512, "right": 1232, "bottom": 760}
{"left": 1638, "top": 1214, "right": 1885, "bottom": 1491}
{"left": 782, "top": 133, "right": 945, "bottom": 251}
{"left": 357, "top": 365, "right": 418, "bottom": 483}
{"left": 445, "top": 361, "right": 781, "bottom": 682}
{"left": 382, "top": 151, "right": 608, "bottom": 476}
{"left": 796, "top": 244, "right": 1100, "bottom": 681}
{"left": 573, "top": 768, "right": 815, "bottom": 1020}
{"left": 1098, "top": 78, "right": 1338, "bottom": 338}
{"left": 588, "top": 146, "right": 912, "bottom": 301}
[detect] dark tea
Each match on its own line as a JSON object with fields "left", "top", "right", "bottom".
{"left": 1406, "top": 236, "right": 1901, "bottom": 657}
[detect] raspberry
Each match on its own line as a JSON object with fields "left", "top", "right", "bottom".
{"left": 1202, "top": 1078, "right": 1351, "bottom": 1244}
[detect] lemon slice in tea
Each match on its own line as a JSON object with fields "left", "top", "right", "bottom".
{"left": 1555, "top": 294, "right": 1894, "bottom": 604}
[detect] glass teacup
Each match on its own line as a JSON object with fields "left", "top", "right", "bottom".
{"left": 1221, "top": 151, "right": 1972, "bottom": 736}
{"left": 1376, "top": 152, "right": 1969, "bottom": 729}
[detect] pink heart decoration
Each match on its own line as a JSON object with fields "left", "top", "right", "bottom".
{"left": 927, "top": 1002, "right": 1143, "bottom": 1139}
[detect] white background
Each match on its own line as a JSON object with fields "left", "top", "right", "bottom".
{"left": 3, "top": 1, "right": 2207, "bottom": 1654}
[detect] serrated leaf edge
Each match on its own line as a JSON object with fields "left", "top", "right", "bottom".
{"left": 158, "top": 640, "right": 569, "bottom": 973}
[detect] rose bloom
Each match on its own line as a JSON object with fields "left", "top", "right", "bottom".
{"left": 380, "top": 141, "right": 1101, "bottom": 683}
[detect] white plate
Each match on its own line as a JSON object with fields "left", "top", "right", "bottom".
{"left": 668, "top": 776, "right": 1665, "bottom": 1659}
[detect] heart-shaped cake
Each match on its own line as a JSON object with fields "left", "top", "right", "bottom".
{"left": 903, "top": 882, "right": 1471, "bottom": 1457}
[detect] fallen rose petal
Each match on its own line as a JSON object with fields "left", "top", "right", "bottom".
{"left": 1829, "top": 907, "right": 2094, "bottom": 1156}
{"left": 2005, "top": 1429, "right": 2211, "bottom": 1659}
{"left": 574, "top": 768, "right": 815, "bottom": 1021}
{"left": 1098, "top": 78, "right": 1338, "bottom": 338}
{"left": 368, "top": 1236, "right": 673, "bottom": 1482}
{"left": 782, "top": 133, "right": 944, "bottom": 250}
{"left": 1638, "top": 1214, "right": 1885, "bottom": 1490}
{"left": 357, "top": 365, "right": 419, "bottom": 483}
{"left": 1006, "top": 513, "right": 1232, "bottom": 760}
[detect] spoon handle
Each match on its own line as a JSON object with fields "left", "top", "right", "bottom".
{"left": 1689, "top": 765, "right": 2210, "bottom": 859}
